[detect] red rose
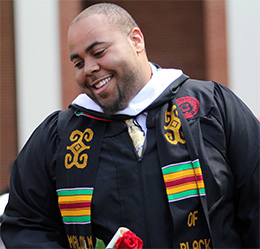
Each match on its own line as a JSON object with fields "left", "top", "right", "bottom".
{"left": 115, "top": 230, "right": 143, "bottom": 249}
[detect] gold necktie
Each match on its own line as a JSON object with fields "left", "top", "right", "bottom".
{"left": 125, "top": 119, "right": 145, "bottom": 158}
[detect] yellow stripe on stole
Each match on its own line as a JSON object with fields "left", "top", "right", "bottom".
{"left": 163, "top": 167, "right": 203, "bottom": 182}
{"left": 60, "top": 209, "right": 91, "bottom": 217}
{"left": 58, "top": 195, "right": 92, "bottom": 203}
{"left": 163, "top": 169, "right": 194, "bottom": 182}
{"left": 166, "top": 180, "right": 205, "bottom": 195}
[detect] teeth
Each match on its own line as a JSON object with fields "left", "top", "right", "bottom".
{"left": 95, "top": 77, "right": 111, "bottom": 89}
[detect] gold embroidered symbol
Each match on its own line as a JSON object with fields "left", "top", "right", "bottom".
{"left": 164, "top": 105, "right": 186, "bottom": 145}
{"left": 65, "top": 128, "right": 94, "bottom": 169}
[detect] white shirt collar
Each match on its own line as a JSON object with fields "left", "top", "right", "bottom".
{"left": 72, "top": 63, "right": 183, "bottom": 116}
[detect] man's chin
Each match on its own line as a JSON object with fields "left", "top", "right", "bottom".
{"left": 101, "top": 106, "right": 120, "bottom": 117}
{"left": 101, "top": 101, "right": 126, "bottom": 117}
{"left": 96, "top": 86, "right": 127, "bottom": 116}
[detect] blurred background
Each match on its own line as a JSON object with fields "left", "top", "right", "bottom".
{"left": 0, "top": 0, "right": 260, "bottom": 193}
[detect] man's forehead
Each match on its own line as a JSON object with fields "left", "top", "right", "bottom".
{"left": 68, "top": 14, "right": 119, "bottom": 55}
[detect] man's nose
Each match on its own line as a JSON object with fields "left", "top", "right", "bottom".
{"left": 83, "top": 60, "right": 100, "bottom": 76}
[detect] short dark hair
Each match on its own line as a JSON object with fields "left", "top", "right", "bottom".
{"left": 71, "top": 3, "right": 139, "bottom": 35}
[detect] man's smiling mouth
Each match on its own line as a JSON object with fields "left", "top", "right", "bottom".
{"left": 94, "top": 76, "right": 112, "bottom": 89}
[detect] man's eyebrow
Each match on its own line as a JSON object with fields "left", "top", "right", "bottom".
{"left": 86, "top": 41, "right": 105, "bottom": 53}
{"left": 70, "top": 54, "right": 80, "bottom": 61}
{"left": 70, "top": 41, "right": 105, "bottom": 61}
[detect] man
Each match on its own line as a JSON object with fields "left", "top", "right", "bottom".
{"left": 1, "top": 3, "right": 259, "bottom": 249}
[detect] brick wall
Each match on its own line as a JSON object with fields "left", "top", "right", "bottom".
{"left": 204, "top": 0, "right": 228, "bottom": 85}
{"left": 0, "top": 0, "right": 17, "bottom": 192}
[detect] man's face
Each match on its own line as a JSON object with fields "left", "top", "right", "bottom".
{"left": 68, "top": 14, "right": 144, "bottom": 115}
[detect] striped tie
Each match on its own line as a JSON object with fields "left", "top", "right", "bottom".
{"left": 125, "top": 119, "right": 145, "bottom": 158}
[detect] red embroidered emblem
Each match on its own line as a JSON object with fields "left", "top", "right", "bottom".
{"left": 176, "top": 96, "right": 199, "bottom": 119}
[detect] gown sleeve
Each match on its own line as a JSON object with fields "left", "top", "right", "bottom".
{"left": 1, "top": 111, "right": 69, "bottom": 248}
{"left": 214, "top": 82, "right": 260, "bottom": 248}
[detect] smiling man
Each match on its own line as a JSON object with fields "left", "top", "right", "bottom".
{"left": 1, "top": 3, "right": 260, "bottom": 249}
{"left": 68, "top": 5, "right": 151, "bottom": 115}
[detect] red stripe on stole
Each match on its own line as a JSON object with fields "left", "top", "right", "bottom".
{"left": 165, "top": 174, "right": 203, "bottom": 188}
{"left": 59, "top": 202, "right": 91, "bottom": 210}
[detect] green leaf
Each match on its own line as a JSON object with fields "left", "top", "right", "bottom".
{"left": 95, "top": 238, "right": 106, "bottom": 249}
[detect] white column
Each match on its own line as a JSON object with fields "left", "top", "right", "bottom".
{"left": 14, "top": 0, "right": 62, "bottom": 149}
{"left": 226, "top": 0, "right": 260, "bottom": 118}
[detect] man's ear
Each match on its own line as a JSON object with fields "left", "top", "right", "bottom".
{"left": 129, "top": 27, "right": 145, "bottom": 53}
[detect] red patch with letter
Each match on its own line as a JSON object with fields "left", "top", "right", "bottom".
{"left": 176, "top": 96, "right": 199, "bottom": 119}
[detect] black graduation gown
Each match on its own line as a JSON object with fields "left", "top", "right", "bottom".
{"left": 1, "top": 77, "right": 260, "bottom": 249}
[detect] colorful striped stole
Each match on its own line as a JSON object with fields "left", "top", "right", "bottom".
{"left": 162, "top": 159, "right": 206, "bottom": 203}
{"left": 57, "top": 187, "right": 93, "bottom": 225}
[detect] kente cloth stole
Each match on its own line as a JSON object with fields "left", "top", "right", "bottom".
{"left": 55, "top": 99, "right": 213, "bottom": 249}
{"left": 154, "top": 99, "right": 213, "bottom": 248}
{"left": 56, "top": 109, "right": 107, "bottom": 249}
{"left": 125, "top": 118, "right": 145, "bottom": 158}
